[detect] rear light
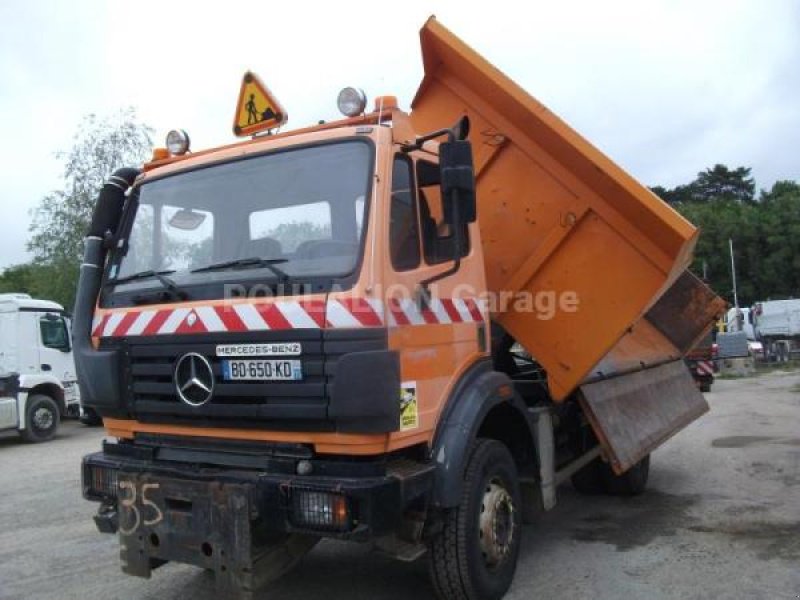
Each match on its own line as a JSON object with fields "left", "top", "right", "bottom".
{"left": 83, "top": 462, "right": 119, "bottom": 501}
{"left": 289, "top": 488, "right": 352, "bottom": 532}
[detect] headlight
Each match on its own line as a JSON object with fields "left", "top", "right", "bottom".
{"left": 337, "top": 87, "right": 367, "bottom": 118}
{"left": 166, "top": 129, "right": 191, "bottom": 155}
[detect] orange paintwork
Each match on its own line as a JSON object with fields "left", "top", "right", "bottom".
{"left": 142, "top": 110, "right": 394, "bottom": 173}
{"left": 101, "top": 17, "right": 712, "bottom": 454}
{"left": 102, "top": 125, "right": 489, "bottom": 455}
{"left": 410, "top": 17, "right": 699, "bottom": 400}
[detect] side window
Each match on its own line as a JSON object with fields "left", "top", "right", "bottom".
{"left": 40, "top": 316, "right": 70, "bottom": 351}
{"left": 389, "top": 156, "right": 421, "bottom": 271}
{"left": 416, "top": 160, "right": 470, "bottom": 265}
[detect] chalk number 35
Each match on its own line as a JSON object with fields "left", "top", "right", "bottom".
{"left": 118, "top": 481, "right": 164, "bottom": 535}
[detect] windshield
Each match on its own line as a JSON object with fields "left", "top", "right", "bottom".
{"left": 111, "top": 140, "right": 372, "bottom": 290}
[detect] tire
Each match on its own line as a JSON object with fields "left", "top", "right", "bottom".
{"left": 572, "top": 454, "right": 650, "bottom": 496}
{"left": 570, "top": 458, "right": 605, "bottom": 494}
{"left": 428, "top": 439, "right": 522, "bottom": 600}
{"left": 80, "top": 406, "right": 102, "bottom": 426}
{"left": 700, "top": 381, "right": 712, "bottom": 393}
{"left": 20, "top": 394, "right": 60, "bottom": 443}
{"left": 601, "top": 455, "right": 650, "bottom": 496}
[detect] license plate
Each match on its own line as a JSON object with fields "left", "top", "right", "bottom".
{"left": 221, "top": 359, "right": 302, "bottom": 381}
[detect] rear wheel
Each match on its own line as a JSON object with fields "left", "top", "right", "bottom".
{"left": 570, "top": 458, "right": 604, "bottom": 494}
{"left": 20, "top": 394, "right": 60, "bottom": 443}
{"left": 428, "top": 439, "right": 522, "bottom": 600}
{"left": 601, "top": 455, "right": 650, "bottom": 496}
{"left": 572, "top": 454, "right": 650, "bottom": 496}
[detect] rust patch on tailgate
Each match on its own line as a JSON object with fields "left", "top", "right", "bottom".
{"left": 578, "top": 360, "right": 708, "bottom": 474}
{"left": 646, "top": 271, "right": 727, "bottom": 355}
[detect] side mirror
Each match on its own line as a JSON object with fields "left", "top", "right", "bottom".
{"left": 439, "top": 139, "right": 477, "bottom": 225}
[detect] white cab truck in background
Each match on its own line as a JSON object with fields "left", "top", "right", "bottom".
{"left": 0, "top": 293, "right": 80, "bottom": 441}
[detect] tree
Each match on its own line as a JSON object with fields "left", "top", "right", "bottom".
{"left": 753, "top": 181, "right": 800, "bottom": 298}
{"left": 27, "top": 109, "right": 153, "bottom": 309}
{"left": 652, "top": 164, "right": 756, "bottom": 206}
{"left": 660, "top": 170, "right": 800, "bottom": 306}
{"left": 0, "top": 263, "right": 76, "bottom": 307}
{"left": 691, "top": 164, "right": 755, "bottom": 203}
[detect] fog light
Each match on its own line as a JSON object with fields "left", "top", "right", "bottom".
{"left": 83, "top": 463, "right": 119, "bottom": 501}
{"left": 290, "top": 489, "right": 351, "bottom": 532}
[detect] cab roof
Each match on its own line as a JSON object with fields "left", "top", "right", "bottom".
{"left": 0, "top": 294, "right": 64, "bottom": 312}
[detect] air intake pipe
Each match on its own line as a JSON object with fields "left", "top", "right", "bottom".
{"left": 73, "top": 167, "right": 140, "bottom": 415}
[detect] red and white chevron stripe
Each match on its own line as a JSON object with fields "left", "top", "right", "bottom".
{"left": 695, "top": 361, "right": 714, "bottom": 376}
{"left": 92, "top": 297, "right": 484, "bottom": 338}
{"left": 387, "top": 297, "right": 484, "bottom": 326}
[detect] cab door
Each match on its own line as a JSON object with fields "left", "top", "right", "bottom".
{"left": 37, "top": 313, "right": 73, "bottom": 380}
{"left": 0, "top": 374, "right": 18, "bottom": 430}
{"left": 382, "top": 152, "right": 488, "bottom": 444}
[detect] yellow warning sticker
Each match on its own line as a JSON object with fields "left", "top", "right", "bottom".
{"left": 233, "top": 71, "right": 288, "bottom": 136}
{"left": 400, "top": 381, "right": 419, "bottom": 431}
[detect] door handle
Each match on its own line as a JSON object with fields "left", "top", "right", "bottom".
{"left": 41, "top": 364, "right": 52, "bottom": 372}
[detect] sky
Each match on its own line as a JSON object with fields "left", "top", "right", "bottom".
{"left": 1, "top": 0, "right": 798, "bottom": 270}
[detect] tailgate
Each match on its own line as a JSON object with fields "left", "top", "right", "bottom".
{"left": 579, "top": 360, "right": 708, "bottom": 474}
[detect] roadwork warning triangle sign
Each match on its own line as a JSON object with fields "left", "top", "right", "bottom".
{"left": 233, "top": 71, "right": 288, "bottom": 136}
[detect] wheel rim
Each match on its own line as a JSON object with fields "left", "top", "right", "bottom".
{"left": 33, "top": 406, "right": 54, "bottom": 430}
{"left": 478, "top": 479, "right": 515, "bottom": 567}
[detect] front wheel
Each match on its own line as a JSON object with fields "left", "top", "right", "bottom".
{"left": 428, "top": 439, "right": 522, "bottom": 600}
{"left": 80, "top": 406, "right": 102, "bottom": 426}
{"left": 21, "top": 394, "right": 60, "bottom": 443}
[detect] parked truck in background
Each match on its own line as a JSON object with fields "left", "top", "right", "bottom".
{"left": 0, "top": 293, "right": 80, "bottom": 441}
{"left": 752, "top": 299, "right": 800, "bottom": 362}
{"left": 77, "top": 18, "right": 725, "bottom": 599}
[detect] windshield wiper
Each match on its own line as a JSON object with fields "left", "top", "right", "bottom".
{"left": 106, "top": 269, "right": 188, "bottom": 299}
{"left": 191, "top": 257, "right": 290, "bottom": 282}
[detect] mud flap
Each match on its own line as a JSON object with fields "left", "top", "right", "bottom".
{"left": 578, "top": 360, "right": 708, "bottom": 475}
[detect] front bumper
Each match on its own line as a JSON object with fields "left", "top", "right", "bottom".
{"left": 82, "top": 445, "right": 433, "bottom": 596}
{"left": 82, "top": 444, "right": 433, "bottom": 542}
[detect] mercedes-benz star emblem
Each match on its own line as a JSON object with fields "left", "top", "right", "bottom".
{"left": 174, "top": 352, "right": 215, "bottom": 406}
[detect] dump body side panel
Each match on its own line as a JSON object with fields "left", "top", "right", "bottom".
{"left": 410, "top": 17, "right": 700, "bottom": 400}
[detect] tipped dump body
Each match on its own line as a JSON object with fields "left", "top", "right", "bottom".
{"left": 411, "top": 18, "right": 723, "bottom": 401}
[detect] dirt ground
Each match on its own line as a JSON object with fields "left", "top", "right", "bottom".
{"left": 0, "top": 369, "right": 798, "bottom": 599}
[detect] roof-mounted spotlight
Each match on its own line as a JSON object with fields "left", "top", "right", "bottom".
{"left": 337, "top": 87, "right": 367, "bottom": 118}
{"left": 166, "top": 129, "right": 191, "bottom": 155}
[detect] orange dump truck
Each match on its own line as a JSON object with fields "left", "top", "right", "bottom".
{"left": 77, "top": 17, "right": 725, "bottom": 600}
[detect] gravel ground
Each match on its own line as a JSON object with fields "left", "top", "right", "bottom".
{"left": 0, "top": 369, "right": 798, "bottom": 599}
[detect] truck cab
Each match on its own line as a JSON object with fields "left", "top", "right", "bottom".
{"left": 0, "top": 293, "right": 79, "bottom": 441}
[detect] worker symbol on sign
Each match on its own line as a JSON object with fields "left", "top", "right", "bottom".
{"left": 245, "top": 94, "right": 278, "bottom": 125}
{"left": 245, "top": 94, "right": 259, "bottom": 124}
{"left": 233, "top": 71, "right": 288, "bottom": 136}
